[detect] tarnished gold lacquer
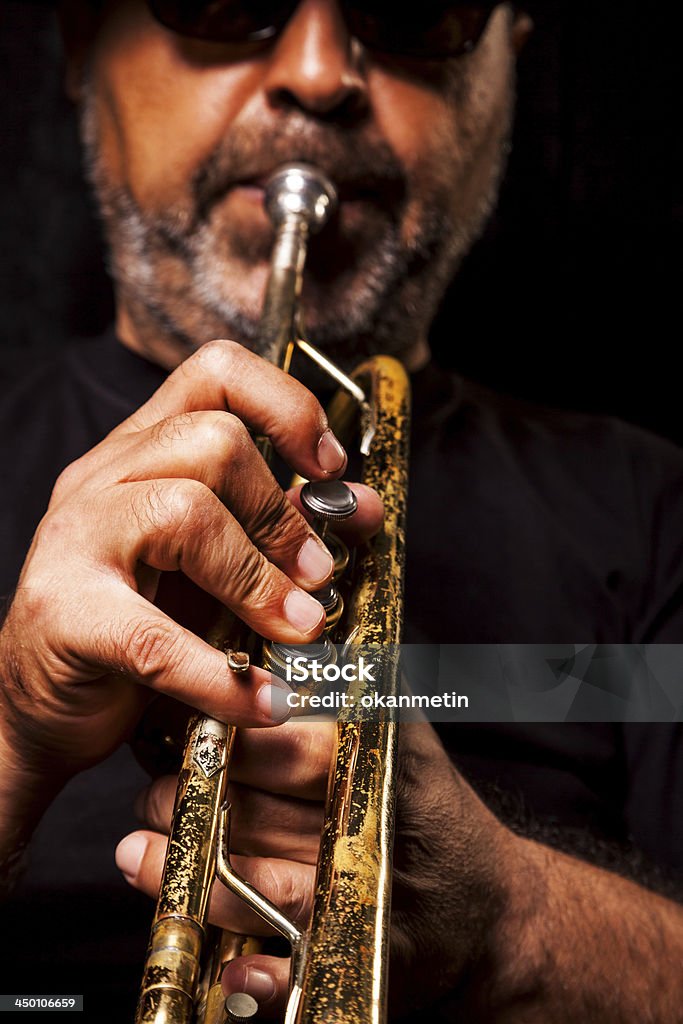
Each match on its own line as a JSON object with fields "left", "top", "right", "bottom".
{"left": 290, "top": 358, "right": 409, "bottom": 1024}
{"left": 135, "top": 717, "right": 235, "bottom": 1022}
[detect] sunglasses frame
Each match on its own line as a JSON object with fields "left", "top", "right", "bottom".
{"left": 146, "top": 0, "right": 500, "bottom": 60}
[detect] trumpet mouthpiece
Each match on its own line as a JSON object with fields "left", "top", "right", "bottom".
{"left": 264, "top": 163, "right": 337, "bottom": 233}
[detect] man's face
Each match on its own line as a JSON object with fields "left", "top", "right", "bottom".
{"left": 71, "top": 0, "right": 521, "bottom": 367}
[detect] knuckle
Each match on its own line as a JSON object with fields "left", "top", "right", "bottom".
{"left": 149, "top": 412, "right": 197, "bottom": 448}
{"left": 148, "top": 409, "right": 252, "bottom": 474}
{"left": 252, "top": 860, "right": 308, "bottom": 924}
{"left": 125, "top": 618, "right": 184, "bottom": 681}
{"left": 51, "top": 459, "right": 84, "bottom": 504}
{"left": 10, "top": 577, "right": 53, "bottom": 625}
{"left": 196, "top": 411, "right": 251, "bottom": 463}
{"left": 189, "top": 338, "right": 242, "bottom": 382}
{"left": 28, "top": 510, "right": 96, "bottom": 578}
{"left": 133, "top": 480, "right": 209, "bottom": 538}
{"left": 228, "top": 548, "right": 280, "bottom": 610}
{"left": 31, "top": 509, "right": 75, "bottom": 553}
{"left": 279, "top": 867, "right": 310, "bottom": 926}
{"left": 250, "top": 491, "right": 304, "bottom": 552}
{"left": 285, "top": 725, "right": 332, "bottom": 789}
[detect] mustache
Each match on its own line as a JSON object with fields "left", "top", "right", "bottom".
{"left": 190, "top": 117, "right": 407, "bottom": 227}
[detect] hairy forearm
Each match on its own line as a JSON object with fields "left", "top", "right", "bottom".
{"left": 475, "top": 836, "right": 683, "bottom": 1022}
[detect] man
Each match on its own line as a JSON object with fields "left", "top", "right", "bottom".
{"left": 1, "top": 1, "right": 682, "bottom": 1021}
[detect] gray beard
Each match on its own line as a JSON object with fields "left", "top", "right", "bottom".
{"left": 81, "top": 77, "right": 513, "bottom": 369}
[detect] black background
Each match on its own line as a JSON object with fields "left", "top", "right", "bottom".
{"left": 0, "top": 2, "right": 680, "bottom": 438}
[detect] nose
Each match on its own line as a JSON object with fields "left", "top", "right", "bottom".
{"left": 263, "top": 0, "right": 368, "bottom": 120}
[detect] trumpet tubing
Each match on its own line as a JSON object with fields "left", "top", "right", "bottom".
{"left": 135, "top": 164, "right": 410, "bottom": 1024}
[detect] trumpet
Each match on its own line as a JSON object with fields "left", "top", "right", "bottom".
{"left": 135, "top": 163, "right": 410, "bottom": 1024}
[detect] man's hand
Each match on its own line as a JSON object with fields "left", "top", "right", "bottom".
{"left": 121, "top": 718, "right": 683, "bottom": 1022}
{"left": 0, "top": 339, "right": 381, "bottom": 789}
{"left": 118, "top": 720, "right": 513, "bottom": 1017}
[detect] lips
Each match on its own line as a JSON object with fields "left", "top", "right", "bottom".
{"left": 231, "top": 180, "right": 265, "bottom": 195}
{"left": 233, "top": 172, "right": 396, "bottom": 211}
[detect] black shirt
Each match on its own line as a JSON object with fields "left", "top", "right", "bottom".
{"left": 2, "top": 331, "right": 683, "bottom": 1020}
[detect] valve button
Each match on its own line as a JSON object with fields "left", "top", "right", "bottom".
{"left": 301, "top": 480, "right": 357, "bottom": 522}
{"left": 224, "top": 992, "right": 258, "bottom": 1022}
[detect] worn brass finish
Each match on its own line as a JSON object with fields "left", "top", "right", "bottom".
{"left": 290, "top": 358, "right": 409, "bottom": 1024}
{"left": 134, "top": 163, "right": 410, "bottom": 1024}
{"left": 136, "top": 717, "right": 235, "bottom": 1022}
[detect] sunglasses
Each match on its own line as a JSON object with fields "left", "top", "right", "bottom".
{"left": 147, "top": 1, "right": 498, "bottom": 59}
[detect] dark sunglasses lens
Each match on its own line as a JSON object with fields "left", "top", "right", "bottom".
{"left": 347, "top": 2, "right": 496, "bottom": 58}
{"left": 148, "top": 0, "right": 296, "bottom": 43}
{"left": 149, "top": 0, "right": 495, "bottom": 58}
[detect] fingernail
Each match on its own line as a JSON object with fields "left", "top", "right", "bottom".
{"left": 223, "top": 964, "right": 276, "bottom": 1005}
{"left": 244, "top": 968, "right": 276, "bottom": 1003}
{"left": 257, "top": 682, "right": 293, "bottom": 723}
{"left": 115, "top": 834, "right": 147, "bottom": 881}
{"left": 297, "top": 536, "right": 334, "bottom": 584}
{"left": 317, "top": 429, "right": 347, "bottom": 474}
{"left": 284, "top": 589, "right": 324, "bottom": 632}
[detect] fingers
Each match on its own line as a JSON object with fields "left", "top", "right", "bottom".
{"left": 134, "top": 719, "right": 334, "bottom": 831}
{"left": 97, "top": 412, "right": 336, "bottom": 590}
{"left": 287, "top": 482, "right": 384, "bottom": 544}
{"left": 116, "top": 829, "right": 315, "bottom": 937}
{"left": 52, "top": 582, "right": 289, "bottom": 725}
{"left": 136, "top": 777, "right": 324, "bottom": 862}
{"left": 113, "top": 340, "right": 348, "bottom": 481}
{"left": 53, "top": 416, "right": 384, "bottom": 639}
{"left": 231, "top": 722, "right": 333, "bottom": 799}
{"left": 44, "top": 338, "right": 384, "bottom": 654}
{"left": 222, "top": 955, "right": 290, "bottom": 1019}
{"left": 107, "top": 479, "right": 327, "bottom": 642}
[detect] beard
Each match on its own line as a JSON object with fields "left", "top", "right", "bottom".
{"left": 81, "top": 64, "right": 514, "bottom": 369}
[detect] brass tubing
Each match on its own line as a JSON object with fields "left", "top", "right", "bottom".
{"left": 291, "top": 719, "right": 398, "bottom": 1024}
{"left": 291, "top": 357, "right": 410, "bottom": 1024}
{"left": 136, "top": 718, "right": 234, "bottom": 1024}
